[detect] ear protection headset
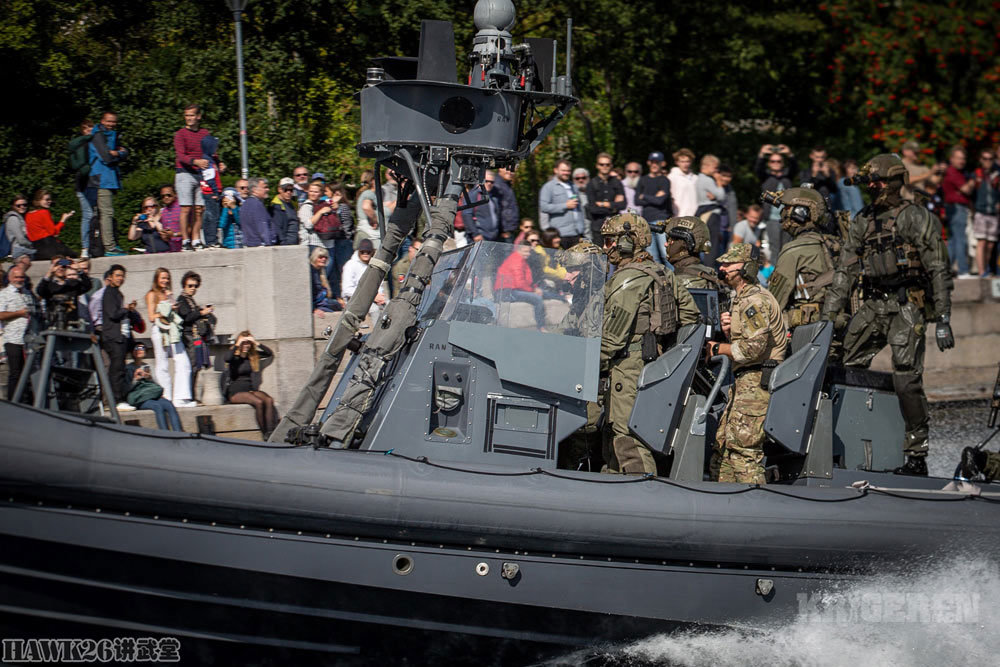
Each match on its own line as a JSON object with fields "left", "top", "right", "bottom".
{"left": 667, "top": 227, "right": 696, "bottom": 254}
{"left": 619, "top": 220, "right": 634, "bottom": 255}
{"left": 789, "top": 205, "right": 811, "bottom": 225}
{"left": 740, "top": 243, "right": 761, "bottom": 281}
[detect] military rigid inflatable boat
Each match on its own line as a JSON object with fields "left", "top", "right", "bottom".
{"left": 1, "top": 241, "right": 998, "bottom": 662}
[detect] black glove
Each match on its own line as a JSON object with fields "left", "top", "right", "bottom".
{"left": 935, "top": 315, "right": 954, "bottom": 352}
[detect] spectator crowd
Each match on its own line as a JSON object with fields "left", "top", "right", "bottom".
{"left": 2, "top": 102, "right": 1000, "bottom": 433}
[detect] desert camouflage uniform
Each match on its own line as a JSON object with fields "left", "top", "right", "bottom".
{"left": 713, "top": 244, "right": 787, "bottom": 483}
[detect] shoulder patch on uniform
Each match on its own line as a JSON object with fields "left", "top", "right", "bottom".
{"left": 743, "top": 302, "right": 766, "bottom": 331}
{"left": 606, "top": 305, "right": 631, "bottom": 338}
{"left": 767, "top": 271, "right": 787, "bottom": 297}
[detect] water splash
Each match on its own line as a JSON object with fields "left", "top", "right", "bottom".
{"left": 566, "top": 556, "right": 998, "bottom": 667}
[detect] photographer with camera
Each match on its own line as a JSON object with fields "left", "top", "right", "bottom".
{"left": 36, "top": 256, "right": 92, "bottom": 329}
{"left": 753, "top": 144, "right": 799, "bottom": 258}
{"left": 126, "top": 343, "right": 184, "bottom": 431}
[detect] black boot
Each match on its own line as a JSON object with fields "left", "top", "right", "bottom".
{"left": 959, "top": 447, "right": 987, "bottom": 480}
{"left": 893, "top": 456, "right": 928, "bottom": 477}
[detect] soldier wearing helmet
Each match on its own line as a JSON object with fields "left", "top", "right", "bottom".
{"left": 664, "top": 216, "right": 724, "bottom": 291}
{"left": 766, "top": 187, "right": 840, "bottom": 332}
{"left": 555, "top": 240, "right": 606, "bottom": 338}
{"left": 554, "top": 240, "right": 608, "bottom": 470}
{"left": 598, "top": 212, "right": 700, "bottom": 474}
{"left": 821, "top": 153, "right": 955, "bottom": 477}
{"left": 707, "top": 243, "right": 788, "bottom": 483}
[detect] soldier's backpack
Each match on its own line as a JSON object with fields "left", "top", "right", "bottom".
{"left": 621, "top": 263, "right": 679, "bottom": 361}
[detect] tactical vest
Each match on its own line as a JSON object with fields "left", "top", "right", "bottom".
{"left": 619, "top": 263, "right": 679, "bottom": 337}
{"left": 860, "top": 204, "right": 924, "bottom": 282}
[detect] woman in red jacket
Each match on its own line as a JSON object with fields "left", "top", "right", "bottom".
{"left": 25, "top": 189, "right": 75, "bottom": 260}
{"left": 494, "top": 240, "right": 546, "bottom": 330}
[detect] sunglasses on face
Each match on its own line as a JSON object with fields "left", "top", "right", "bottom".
{"left": 281, "top": 186, "right": 294, "bottom": 192}
{"left": 358, "top": 251, "right": 372, "bottom": 255}
{"left": 574, "top": 176, "right": 587, "bottom": 181}
{"left": 626, "top": 169, "right": 640, "bottom": 174}
{"left": 484, "top": 180, "right": 494, "bottom": 184}
{"left": 143, "top": 205, "right": 156, "bottom": 210}
{"left": 13, "top": 203, "right": 27, "bottom": 208}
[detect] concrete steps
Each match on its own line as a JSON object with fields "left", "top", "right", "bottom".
{"left": 121, "top": 403, "right": 262, "bottom": 440}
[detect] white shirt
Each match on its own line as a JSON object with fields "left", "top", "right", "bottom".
{"left": 668, "top": 166, "right": 699, "bottom": 217}
{"left": 0, "top": 284, "right": 35, "bottom": 345}
{"left": 341, "top": 252, "right": 386, "bottom": 301}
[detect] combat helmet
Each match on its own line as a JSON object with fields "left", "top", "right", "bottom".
{"left": 716, "top": 242, "right": 761, "bottom": 284}
{"left": 600, "top": 211, "right": 650, "bottom": 264}
{"left": 561, "top": 240, "right": 603, "bottom": 269}
{"left": 664, "top": 216, "right": 712, "bottom": 258}
{"left": 778, "top": 186, "right": 827, "bottom": 236}
{"left": 860, "top": 153, "right": 909, "bottom": 184}
{"left": 859, "top": 153, "right": 909, "bottom": 206}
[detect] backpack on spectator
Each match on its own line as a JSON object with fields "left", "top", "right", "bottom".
{"left": 314, "top": 205, "right": 344, "bottom": 240}
{"left": 67, "top": 134, "right": 94, "bottom": 177}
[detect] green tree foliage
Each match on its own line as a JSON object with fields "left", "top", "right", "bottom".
{"left": 822, "top": 0, "right": 1000, "bottom": 156}
{"left": 2, "top": 0, "right": 998, "bottom": 250}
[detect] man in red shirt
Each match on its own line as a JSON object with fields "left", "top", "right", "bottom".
{"left": 173, "top": 105, "right": 224, "bottom": 251}
{"left": 941, "top": 145, "right": 976, "bottom": 278}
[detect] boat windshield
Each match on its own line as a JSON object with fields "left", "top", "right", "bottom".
{"left": 417, "top": 241, "right": 607, "bottom": 338}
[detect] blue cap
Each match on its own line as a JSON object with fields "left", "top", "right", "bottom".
{"left": 312, "top": 172, "right": 326, "bottom": 181}
{"left": 647, "top": 151, "right": 665, "bottom": 162}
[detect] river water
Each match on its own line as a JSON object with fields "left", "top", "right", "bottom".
{"left": 542, "top": 399, "right": 999, "bottom": 667}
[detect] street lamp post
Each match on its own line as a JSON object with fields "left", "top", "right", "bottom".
{"left": 225, "top": 0, "right": 250, "bottom": 179}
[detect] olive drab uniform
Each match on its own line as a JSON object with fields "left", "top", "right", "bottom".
{"left": 598, "top": 212, "right": 700, "bottom": 474}
{"left": 768, "top": 231, "right": 837, "bottom": 330}
{"left": 555, "top": 241, "right": 607, "bottom": 470}
{"left": 601, "top": 258, "right": 700, "bottom": 474}
{"left": 821, "top": 155, "right": 953, "bottom": 463}
{"left": 672, "top": 255, "right": 724, "bottom": 291}
{"left": 713, "top": 244, "right": 787, "bottom": 484}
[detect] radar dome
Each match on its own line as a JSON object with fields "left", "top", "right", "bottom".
{"left": 474, "top": 0, "right": 516, "bottom": 32}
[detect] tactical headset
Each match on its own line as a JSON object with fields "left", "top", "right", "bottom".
{"left": 619, "top": 220, "right": 634, "bottom": 255}
{"left": 740, "top": 244, "right": 761, "bottom": 281}
{"left": 667, "top": 226, "right": 696, "bottom": 254}
{"left": 789, "top": 205, "right": 811, "bottom": 225}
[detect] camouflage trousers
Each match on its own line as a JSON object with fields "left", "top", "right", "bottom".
{"left": 712, "top": 371, "right": 768, "bottom": 484}
{"left": 842, "top": 297, "right": 929, "bottom": 457}
{"left": 602, "top": 351, "right": 657, "bottom": 475}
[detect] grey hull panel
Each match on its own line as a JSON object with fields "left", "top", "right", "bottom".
{"left": 1, "top": 401, "right": 998, "bottom": 574}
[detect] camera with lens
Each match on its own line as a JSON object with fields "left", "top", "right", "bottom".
{"left": 46, "top": 294, "right": 79, "bottom": 330}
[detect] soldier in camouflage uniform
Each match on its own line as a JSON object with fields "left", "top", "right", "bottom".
{"left": 664, "top": 216, "right": 725, "bottom": 291}
{"left": 766, "top": 187, "right": 839, "bottom": 333}
{"left": 556, "top": 240, "right": 607, "bottom": 470}
{"left": 707, "top": 243, "right": 788, "bottom": 484}
{"left": 821, "top": 154, "right": 955, "bottom": 477}
{"left": 599, "top": 212, "right": 701, "bottom": 474}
